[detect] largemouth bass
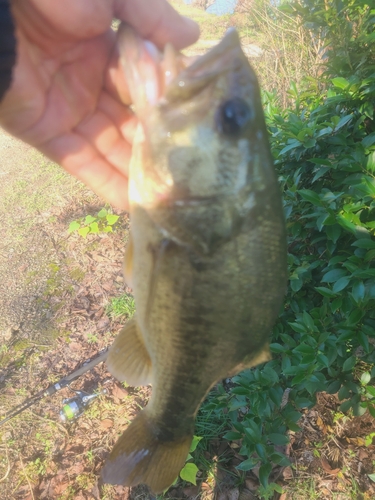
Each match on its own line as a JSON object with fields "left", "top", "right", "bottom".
{"left": 102, "top": 25, "right": 287, "bottom": 492}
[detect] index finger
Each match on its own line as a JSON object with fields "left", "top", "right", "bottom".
{"left": 114, "top": 0, "right": 200, "bottom": 50}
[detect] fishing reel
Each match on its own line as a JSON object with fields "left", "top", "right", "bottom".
{"left": 59, "top": 388, "right": 107, "bottom": 422}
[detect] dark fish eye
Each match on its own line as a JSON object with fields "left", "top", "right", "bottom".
{"left": 216, "top": 97, "right": 253, "bottom": 136}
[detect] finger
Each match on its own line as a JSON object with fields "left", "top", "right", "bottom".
{"left": 114, "top": 0, "right": 199, "bottom": 50}
{"left": 97, "top": 91, "right": 138, "bottom": 145}
{"left": 105, "top": 45, "right": 133, "bottom": 106}
{"left": 41, "top": 132, "right": 130, "bottom": 209}
{"left": 75, "top": 107, "right": 132, "bottom": 176}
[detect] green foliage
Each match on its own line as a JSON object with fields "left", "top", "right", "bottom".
{"left": 68, "top": 207, "right": 119, "bottom": 238}
{"left": 191, "top": 0, "right": 375, "bottom": 491}
{"left": 106, "top": 293, "right": 135, "bottom": 319}
{"left": 179, "top": 437, "right": 202, "bottom": 486}
{"left": 287, "top": 0, "right": 375, "bottom": 79}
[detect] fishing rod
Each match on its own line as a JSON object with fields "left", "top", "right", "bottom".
{"left": 0, "top": 348, "right": 109, "bottom": 427}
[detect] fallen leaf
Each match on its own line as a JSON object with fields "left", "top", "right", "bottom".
{"left": 282, "top": 466, "right": 293, "bottom": 480}
{"left": 112, "top": 384, "right": 129, "bottom": 400}
{"left": 358, "top": 449, "right": 369, "bottom": 460}
{"left": 100, "top": 419, "right": 114, "bottom": 429}
{"left": 245, "top": 478, "right": 258, "bottom": 491}
{"left": 239, "top": 489, "right": 257, "bottom": 500}
{"left": 321, "top": 456, "right": 340, "bottom": 475}
{"left": 183, "top": 485, "right": 199, "bottom": 497}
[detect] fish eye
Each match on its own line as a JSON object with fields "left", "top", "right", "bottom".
{"left": 216, "top": 97, "right": 253, "bottom": 136}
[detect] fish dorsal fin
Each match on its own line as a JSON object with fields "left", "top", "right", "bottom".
{"left": 106, "top": 318, "right": 152, "bottom": 386}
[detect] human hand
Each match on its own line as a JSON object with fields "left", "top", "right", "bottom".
{"left": 0, "top": 0, "right": 199, "bottom": 209}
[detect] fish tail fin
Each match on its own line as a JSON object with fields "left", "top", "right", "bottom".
{"left": 101, "top": 411, "right": 192, "bottom": 493}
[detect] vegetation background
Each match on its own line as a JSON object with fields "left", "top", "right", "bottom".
{"left": 0, "top": 0, "right": 375, "bottom": 499}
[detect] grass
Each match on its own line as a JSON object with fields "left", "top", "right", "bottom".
{"left": 1, "top": 151, "right": 83, "bottom": 217}
{"left": 170, "top": 0, "right": 321, "bottom": 107}
{"left": 106, "top": 292, "right": 136, "bottom": 319}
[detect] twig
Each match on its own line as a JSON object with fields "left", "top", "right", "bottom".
{"left": 29, "top": 411, "right": 69, "bottom": 438}
{"left": 19, "top": 454, "right": 35, "bottom": 500}
{"left": 0, "top": 446, "right": 10, "bottom": 483}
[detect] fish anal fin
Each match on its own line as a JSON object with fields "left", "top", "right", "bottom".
{"left": 247, "top": 343, "right": 272, "bottom": 367}
{"left": 228, "top": 343, "right": 271, "bottom": 377}
{"left": 101, "top": 411, "right": 192, "bottom": 493}
{"left": 106, "top": 318, "right": 152, "bottom": 386}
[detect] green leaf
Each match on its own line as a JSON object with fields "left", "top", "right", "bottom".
{"left": 302, "top": 311, "right": 315, "bottom": 331}
{"left": 325, "top": 224, "right": 341, "bottom": 243}
{"left": 89, "top": 222, "right": 99, "bottom": 234}
{"left": 353, "top": 402, "right": 367, "bottom": 417}
{"left": 189, "top": 436, "right": 202, "bottom": 453}
{"left": 346, "top": 309, "right": 363, "bottom": 326}
{"left": 223, "top": 431, "right": 242, "bottom": 441}
{"left": 268, "top": 433, "right": 289, "bottom": 445}
{"left": 290, "top": 278, "right": 303, "bottom": 292}
{"left": 97, "top": 208, "right": 108, "bottom": 218}
{"left": 315, "top": 287, "right": 337, "bottom": 298}
{"left": 327, "top": 380, "right": 341, "bottom": 394}
{"left": 78, "top": 226, "right": 90, "bottom": 238}
{"left": 361, "top": 373, "right": 371, "bottom": 386}
{"left": 352, "top": 239, "right": 375, "bottom": 249}
{"left": 352, "top": 281, "right": 365, "bottom": 303}
{"left": 231, "top": 386, "right": 249, "bottom": 396}
{"left": 279, "top": 139, "right": 302, "bottom": 155}
{"left": 180, "top": 463, "right": 198, "bottom": 485}
{"left": 106, "top": 214, "right": 120, "bottom": 225}
{"left": 332, "top": 276, "right": 350, "bottom": 293}
{"left": 321, "top": 269, "right": 347, "bottom": 283}
{"left": 367, "top": 152, "right": 375, "bottom": 172}
{"left": 236, "top": 458, "right": 258, "bottom": 471}
{"left": 272, "top": 483, "right": 283, "bottom": 494}
{"left": 332, "top": 77, "right": 350, "bottom": 89}
{"left": 334, "top": 114, "right": 353, "bottom": 131}
{"left": 366, "top": 386, "right": 375, "bottom": 398}
{"left": 259, "top": 463, "right": 272, "bottom": 489}
{"left": 255, "top": 443, "right": 267, "bottom": 461}
{"left": 342, "top": 356, "right": 356, "bottom": 372}
{"left": 68, "top": 220, "right": 80, "bottom": 233}
{"left": 298, "top": 189, "right": 322, "bottom": 206}
{"left": 368, "top": 473, "right": 375, "bottom": 483}
{"left": 362, "top": 133, "right": 375, "bottom": 149}
{"left": 289, "top": 322, "right": 307, "bottom": 334}
{"left": 270, "top": 343, "right": 285, "bottom": 353}
{"left": 84, "top": 215, "right": 96, "bottom": 224}
{"left": 340, "top": 400, "right": 352, "bottom": 412}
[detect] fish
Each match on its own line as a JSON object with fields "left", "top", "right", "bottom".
{"left": 101, "top": 24, "right": 287, "bottom": 493}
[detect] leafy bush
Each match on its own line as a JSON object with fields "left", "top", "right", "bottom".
{"left": 196, "top": 0, "right": 375, "bottom": 491}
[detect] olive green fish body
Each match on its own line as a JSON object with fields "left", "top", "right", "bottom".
{"left": 102, "top": 25, "right": 287, "bottom": 492}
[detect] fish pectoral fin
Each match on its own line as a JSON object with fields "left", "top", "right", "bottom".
{"left": 106, "top": 318, "right": 152, "bottom": 386}
{"left": 101, "top": 411, "right": 192, "bottom": 493}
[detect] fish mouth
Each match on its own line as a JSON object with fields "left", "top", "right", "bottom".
{"left": 117, "top": 25, "right": 247, "bottom": 112}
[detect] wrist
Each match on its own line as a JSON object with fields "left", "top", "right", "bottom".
{"left": 0, "top": 0, "right": 16, "bottom": 103}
